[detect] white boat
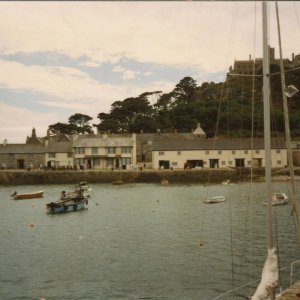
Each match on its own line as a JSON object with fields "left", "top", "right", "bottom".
{"left": 77, "top": 181, "right": 91, "bottom": 197}
{"left": 204, "top": 195, "right": 226, "bottom": 204}
{"left": 222, "top": 179, "right": 235, "bottom": 185}
{"left": 262, "top": 192, "right": 288, "bottom": 206}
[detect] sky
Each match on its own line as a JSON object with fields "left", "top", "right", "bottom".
{"left": 1, "top": 1, "right": 300, "bottom": 143}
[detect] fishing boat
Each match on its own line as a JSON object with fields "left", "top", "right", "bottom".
{"left": 10, "top": 190, "right": 45, "bottom": 200}
{"left": 204, "top": 195, "right": 226, "bottom": 204}
{"left": 46, "top": 189, "right": 88, "bottom": 214}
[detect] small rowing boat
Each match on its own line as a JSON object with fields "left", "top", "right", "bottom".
{"left": 11, "top": 190, "right": 45, "bottom": 200}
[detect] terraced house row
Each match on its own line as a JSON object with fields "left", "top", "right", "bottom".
{"left": 0, "top": 125, "right": 299, "bottom": 171}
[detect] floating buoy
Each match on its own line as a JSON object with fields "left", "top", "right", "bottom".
{"left": 29, "top": 223, "right": 35, "bottom": 228}
{"left": 199, "top": 240, "right": 204, "bottom": 247}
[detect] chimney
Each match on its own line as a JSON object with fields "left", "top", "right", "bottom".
{"left": 249, "top": 54, "right": 252, "bottom": 61}
{"left": 3, "top": 139, "right": 7, "bottom": 146}
{"left": 292, "top": 53, "right": 295, "bottom": 61}
{"left": 32, "top": 127, "right": 37, "bottom": 138}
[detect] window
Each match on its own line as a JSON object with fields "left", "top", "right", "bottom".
{"left": 121, "top": 147, "right": 131, "bottom": 154}
{"left": 256, "top": 150, "right": 260, "bottom": 154}
{"left": 107, "top": 158, "right": 113, "bottom": 167}
{"left": 205, "top": 150, "right": 210, "bottom": 155}
{"left": 232, "top": 150, "right": 236, "bottom": 154}
{"left": 92, "top": 147, "right": 98, "bottom": 155}
{"left": 247, "top": 161, "right": 252, "bottom": 165}
{"left": 221, "top": 161, "right": 225, "bottom": 165}
{"left": 229, "top": 161, "right": 233, "bottom": 165}
{"left": 244, "top": 150, "right": 248, "bottom": 154}
{"left": 94, "top": 158, "right": 100, "bottom": 166}
{"left": 276, "top": 149, "right": 281, "bottom": 154}
{"left": 172, "top": 162, "right": 178, "bottom": 166}
{"left": 49, "top": 153, "right": 56, "bottom": 158}
{"left": 218, "top": 151, "right": 222, "bottom": 155}
{"left": 177, "top": 151, "right": 181, "bottom": 155}
{"left": 75, "top": 158, "right": 84, "bottom": 165}
{"left": 121, "top": 157, "right": 131, "bottom": 165}
{"left": 75, "top": 147, "right": 85, "bottom": 154}
{"left": 277, "top": 160, "right": 281, "bottom": 165}
{"left": 107, "top": 147, "right": 116, "bottom": 154}
{"left": 68, "top": 152, "right": 73, "bottom": 158}
{"left": 159, "top": 152, "right": 164, "bottom": 156}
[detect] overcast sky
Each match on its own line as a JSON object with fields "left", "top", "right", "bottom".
{"left": 1, "top": 1, "right": 300, "bottom": 143}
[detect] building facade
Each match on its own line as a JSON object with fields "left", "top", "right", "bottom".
{"left": 73, "top": 133, "right": 136, "bottom": 170}
{"left": 152, "top": 138, "right": 287, "bottom": 170}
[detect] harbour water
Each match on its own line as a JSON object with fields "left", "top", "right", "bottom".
{"left": 1, "top": 182, "right": 300, "bottom": 300}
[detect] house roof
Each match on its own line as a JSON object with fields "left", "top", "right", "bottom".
{"left": 193, "top": 123, "right": 206, "bottom": 136}
{"left": 46, "top": 142, "right": 73, "bottom": 153}
{"left": 73, "top": 135, "right": 134, "bottom": 147}
{"left": 152, "top": 138, "right": 286, "bottom": 151}
{"left": 136, "top": 132, "right": 196, "bottom": 144}
{"left": 0, "top": 144, "right": 45, "bottom": 154}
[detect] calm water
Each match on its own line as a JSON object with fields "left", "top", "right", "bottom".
{"left": 1, "top": 182, "right": 300, "bottom": 300}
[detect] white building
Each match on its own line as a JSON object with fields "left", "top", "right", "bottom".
{"left": 152, "top": 138, "right": 287, "bottom": 170}
{"left": 73, "top": 133, "right": 136, "bottom": 170}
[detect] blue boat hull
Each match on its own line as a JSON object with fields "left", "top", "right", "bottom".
{"left": 46, "top": 199, "right": 87, "bottom": 213}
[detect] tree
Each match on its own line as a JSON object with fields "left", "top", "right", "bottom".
{"left": 173, "top": 76, "right": 198, "bottom": 104}
{"left": 48, "top": 122, "right": 76, "bottom": 135}
{"left": 68, "top": 113, "right": 93, "bottom": 134}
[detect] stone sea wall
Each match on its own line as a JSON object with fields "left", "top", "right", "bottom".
{"left": 0, "top": 169, "right": 242, "bottom": 185}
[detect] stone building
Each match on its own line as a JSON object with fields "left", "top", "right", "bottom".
{"left": 228, "top": 46, "right": 296, "bottom": 75}
{"left": 0, "top": 128, "right": 45, "bottom": 169}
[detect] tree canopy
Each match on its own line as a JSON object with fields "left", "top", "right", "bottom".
{"left": 48, "top": 71, "right": 300, "bottom": 138}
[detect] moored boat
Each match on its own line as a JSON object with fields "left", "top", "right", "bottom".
{"left": 46, "top": 189, "right": 88, "bottom": 213}
{"left": 11, "top": 190, "right": 45, "bottom": 200}
{"left": 113, "top": 180, "right": 123, "bottom": 185}
{"left": 263, "top": 192, "right": 288, "bottom": 206}
{"left": 204, "top": 195, "right": 226, "bottom": 204}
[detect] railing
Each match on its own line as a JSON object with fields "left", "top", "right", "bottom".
{"left": 290, "top": 259, "right": 300, "bottom": 286}
{"left": 210, "top": 261, "right": 300, "bottom": 300}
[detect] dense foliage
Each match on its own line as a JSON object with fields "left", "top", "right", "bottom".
{"left": 48, "top": 68, "right": 300, "bottom": 138}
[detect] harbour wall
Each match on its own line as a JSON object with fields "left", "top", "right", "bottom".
{"left": 0, "top": 169, "right": 245, "bottom": 185}
{"left": 0, "top": 167, "right": 296, "bottom": 186}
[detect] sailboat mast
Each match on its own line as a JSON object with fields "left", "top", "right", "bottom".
{"left": 262, "top": 1, "right": 274, "bottom": 250}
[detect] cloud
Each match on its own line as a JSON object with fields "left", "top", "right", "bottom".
{"left": 0, "top": 101, "right": 59, "bottom": 143}
{"left": 0, "top": 2, "right": 298, "bottom": 74}
{"left": 112, "top": 65, "right": 138, "bottom": 80}
{"left": 0, "top": 59, "right": 141, "bottom": 111}
{"left": 78, "top": 60, "right": 102, "bottom": 68}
